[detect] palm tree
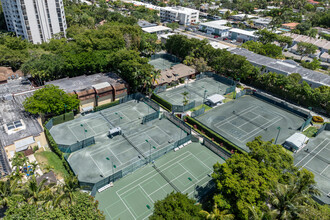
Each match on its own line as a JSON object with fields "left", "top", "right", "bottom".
{"left": 24, "top": 176, "right": 53, "bottom": 206}
{"left": 200, "top": 204, "right": 234, "bottom": 220}
{"left": 266, "top": 181, "right": 310, "bottom": 219}
{"left": 0, "top": 179, "right": 21, "bottom": 208}
{"left": 55, "top": 176, "right": 80, "bottom": 206}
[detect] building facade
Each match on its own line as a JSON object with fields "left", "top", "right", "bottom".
{"left": 199, "top": 20, "right": 230, "bottom": 37}
{"left": 1, "top": 0, "right": 67, "bottom": 44}
{"left": 160, "top": 7, "right": 199, "bottom": 25}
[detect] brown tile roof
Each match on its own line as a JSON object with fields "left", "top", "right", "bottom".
{"left": 154, "top": 64, "right": 196, "bottom": 85}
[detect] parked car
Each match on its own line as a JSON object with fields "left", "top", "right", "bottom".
{"left": 214, "top": 35, "right": 219, "bottom": 38}
{"left": 223, "top": 37, "right": 228, "bottom": 40}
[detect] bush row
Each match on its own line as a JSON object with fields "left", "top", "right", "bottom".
{"left": 151, "top": 93, "right": 172, "bottom": 112}
{"left": 94, "top": 100, "right": 120, "bottom": 112}
{"left": 43, "top": 125, "right": 74, "bottom": 177}
{"left": 184, "top": 116, "right": 245, "bottom": 154}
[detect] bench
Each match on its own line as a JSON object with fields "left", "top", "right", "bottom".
{"left": 98, "top": 182, "right": 114, "bottom": 193}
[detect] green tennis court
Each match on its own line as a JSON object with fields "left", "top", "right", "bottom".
{"left": 294, "top": 130, "right": 330, "bottom": 204}
{"left": 96, "top": 142, "right": 225, "bottom": 220}
{"left": 157, "top": 77, "right": 232, "bottom": 106}
{"left": 196, "top": 95, "right": 305, "bottom": 152}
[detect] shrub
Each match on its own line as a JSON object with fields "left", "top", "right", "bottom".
{"left": 179, "top": 78, "right": 185, "bottom": 84}
{"left": 33, "top": 145, "right": 39, "bottom": 153}
{"left": 185, "top": 116, "right": 245, "bottom": 154}
{"left": 94, "top": 100, "right": 120, "bottom": 112}
{"left": 312, "top": 116, "right": 324, "bottom": 123}
{"left": 151, "top": 93, "right": 172, "bottom": 111}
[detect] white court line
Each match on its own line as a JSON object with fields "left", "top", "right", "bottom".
{"left": 67, "top": 126, "right": 81, "bottom": 141}
{"left": 116, "top": 152, "right": 193, "bottom": 195}
{"left": 190, "top": 153, "right": 213, "bottom": 172}
{"left": 177, "top": 163, "right": 197, "bottom": 180}
{"left": 237, "top": 114, "right": 261, "bottom": 128}
{"left": 89, "top": 152, "right": 105, "bottom": 176}
{"left": 139, "top": 184, "right": 154, "bottom": 203}
{"left": 213, "top": 105, "right": 257, "bottom": 128}
{"left": 239, "top": 116, "right": 282, "bottom": 142}
{"left": 84, "top": 122, "right": 97, "bottom": 136}
{"left": 320, "top": 164, "right": 329, "bottom": 175}
{"left": 115, "top": 191, "right": 136, "bottom": 220}
{"left": 109, "top": 148, "right": 123, "bottom": 165}
{"left": 295, "top": 139, "right": 329, "bottom": 167}
{"left": 184, "top": 171, "right": 213, "bottom": 194}
{"left": 301, "top": 141, "right": 330, "bottom": 169}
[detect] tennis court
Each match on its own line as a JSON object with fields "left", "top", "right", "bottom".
{"left": 157, "top": 77, "right": 232, "bottom": 106}
{"left": 196, "top": 95, "right": 305, "bottom": 152}
{"left": 51, "top": 100, "right": 190, "bottom": 187}
{"left": 294, "top": 130, "right": 330, "bottom": 204}
{"left": 50, "top": 100, "right": 155, "bottom": 146}
{"left": 148, "top": 53, "right": 180, "bottom": 70}
{"left": 95, "top": 142, "right": 225, "bottom": 220}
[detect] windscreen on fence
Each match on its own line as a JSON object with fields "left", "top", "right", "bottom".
{"left": 315, "top": 123, "right": 330, "bottom": 136}
{"left": 203, "top": 138, "right": 231, "bottom": 160}
{"left": 225, "top": 86, "right": 236, "bottom": 95}
{"left": 205, "top": 72, "right": 235, "bottom": 86}
{"left": 58, "top": 136, "right": 95, "bottom": 153}
{"left": 172, "top": 101, "right": 195, "bottom": 113}
{"left": 191, "top": 107, "right": 205, "bottom": 118}
{"left": 163, "top": 111, "right": 191, "bottom": 134}
{"left": 235, "top": 90, "right": 246, "bottom": 99}
{"left": 142, "top": 111, "right": 160, "bottom": 124}
{"left": 154, "top": 85, "right": 167, "bottom": 94}
{"left": 52, "top": 112, "right": 74, "bottom": 126}
{"left": 300, "top": 116, "right": 313, "bottom": 131}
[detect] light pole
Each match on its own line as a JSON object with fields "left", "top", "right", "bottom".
{"left": 64, "top": 104, "right": 67, "bottom": 120}
{"left": 203, "top": 89, "right": 208, "bottom": 105}
{"left": 146, "top": 139, "right": 156, "bottom": 163}
{"left": 275, "top": 126, "right": 281, "bottom": 144}
{"left": 106, "top": 157, "right": 116, "bottom": 182}
{"left": 308, "top": 107, "right": 312, "bottom": 117}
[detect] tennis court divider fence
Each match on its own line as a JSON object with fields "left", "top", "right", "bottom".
{"left": 191, "top": 107, "right": 205, "bottom": 118}
{"left": 235, "top": 90, "right": 246, "bottom": 99}
{"left": 163, "top": 111, "right": 191, "bottom": 134}
{"left": 300, "top": 116, "right": 313, "bottom": 131}
{"left": 90, "top": 134, "right": 192, "bottom": 196}
{"left": 142, "top": 111, "right": 160, "bottom": 124}
{"left": 58, "top": 136, "right": 95, "bottom": 153}
{"left": 203, "top": 138, "right": 231, "bottom": 160}
{"left": 172, "top": 101, "right": 196, "bottom": 113}
{"left": 315, "top": 123, "right": 330, "bottom": 136}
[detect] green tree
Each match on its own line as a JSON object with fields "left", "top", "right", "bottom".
{"left": 182, "top": 91, "right": 189, "bottom": 106}
{"left": 23, "top": 85, "right": 80, "bottom": 116}
{"left": 200, "top": 204, "right": 235, "bottom": 220}
{"left": 255, "top": 29, "right": 278, "bottom": 44}
{"left": 277, "top": 35, "right": 293, "bottom": 49}
{"left": 150, "top": 192, "right": 202, "bottom": 220}
{"left": 296, "top": 42, "right": 318, "bottom": 60}
{"left": 166, "top": 22, "right": 179, "bottom": 31}
{"left": 301, "top": 58, "right": 321, "bottom": 70}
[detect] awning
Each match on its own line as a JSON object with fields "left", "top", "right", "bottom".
{"left": 15, "top": 136, "right": 35, "bottom": 152}
{"left": 206, "top": 94, "right": 225, "bottom": 104}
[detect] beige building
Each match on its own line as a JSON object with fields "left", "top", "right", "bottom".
{"left": 154, "top": 64, "right": 196, "bottom": 86}
{"left": 0, "top": 79, "right": 47, "bottom": 176}
{"left": 45, "top": 73, "right": 128, "bottom": 113}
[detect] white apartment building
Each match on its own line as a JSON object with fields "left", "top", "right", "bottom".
{"left": 1, "top": 0, "right": 67, "bottom": 44}
{"left": 160, "top": 7, "right": 199, "bottom": 25}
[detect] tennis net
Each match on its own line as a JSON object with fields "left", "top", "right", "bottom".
{"left": 153, "top": 164, "right": 180, "bottom": 192}
{"left": 233, "top": 111, "right": 268, "bottom": 131}
{"left": 122, "top": 133, "right": 147, "bottom": 160}
{"left": 99, "top": 111, "right": 115, "bottom": 128}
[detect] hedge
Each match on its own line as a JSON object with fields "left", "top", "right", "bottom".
{"left": 312, "top": 116, "right": 324, "bottom": 123}
{"left": 94, "top": 100, "right": 120, "bottom": 112}
{"left": 43, "top": 125, "right": 74, "bottom": 177}
{"left": 151, "top": 93, "right": 172, "bottom": 112}
{"left": 185, "top": 116, "right": 246, "bottom": 154}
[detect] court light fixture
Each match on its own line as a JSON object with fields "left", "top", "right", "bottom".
{"left": 106, "top": 157, "right": 110, "bottom": 160}
{"left": 188, "top": 177, "right": 192, "bottom": 181}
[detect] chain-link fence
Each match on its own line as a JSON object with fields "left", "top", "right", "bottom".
{"left": 203, "top": 138, "right": 231, "bottom": 160}
{"left": 172, "top": 101, "right": 196, "bottom": 113}
{"left": 235, "top": 90, "right": 246, "bottom": 99}
{"left": 163, "top": 112, "right": 191, "bottom": 134}
{"left": 191, "top": 107, "right": 205, "bottom": 118}
{"left": 90, "top": 134, "right": 191, "bottom": 196}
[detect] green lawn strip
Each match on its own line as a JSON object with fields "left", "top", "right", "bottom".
{"left": 185, "top": 116, "right": 246, "bottom": 154}
{"left": 190, "top": 104, "right": 212, "bottom": 112}
{"left": 35, "top": 151, "right": 69, "bottom": 178}
{"left": 303, "top": 126, "right": 318, "bottom": 138}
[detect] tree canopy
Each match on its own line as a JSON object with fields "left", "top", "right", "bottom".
{"left": 149, "top": 192, "right": 202, "bottom": 220}
{"left": 23, "top": 85, "right": 80, "bottom": 116}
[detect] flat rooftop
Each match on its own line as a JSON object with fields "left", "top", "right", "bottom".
{"left": 45, "top": 73, "right": 126, "bottom": 94}
{"left": 0, "top": 78, "right": 34, "bottom": 96}
{"left": 142, "top": 26, "right": 171, "bottom": 33}
{"left": 200, "top": 20, "right": 231, "bottom": 29}
{"left": 229, "top": 28, "right": 257, "bottom": 37}
{"left": 230, "top": 48, "right": 330, "bottom": 87}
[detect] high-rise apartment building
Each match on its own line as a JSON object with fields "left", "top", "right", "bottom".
{"left": 160, "top": 6, "right": 199, "bottom": 26}
{"left": 1, "top": 0, "right": 67, "bottom": 44}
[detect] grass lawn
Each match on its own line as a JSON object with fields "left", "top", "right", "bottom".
{"left": 190, "top": 104, "right": 212, "bottom": 112}
{"left": 303, "top": 126, "right": 318, "bottom": 138}
{"left": 35, "top": 150, "right": 69, "bottom": 179}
